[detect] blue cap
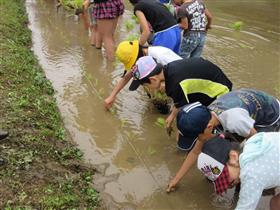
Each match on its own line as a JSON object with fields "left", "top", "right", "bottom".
{"left": 176, "top": 102, "right": 212, "bottom": 151}
{"left": 177, "top": 134, "right": 198, "bottom": 151}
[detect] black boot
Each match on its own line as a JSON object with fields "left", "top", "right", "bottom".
{"left": 0, "top": 130, "right": 9, "bottom": 141}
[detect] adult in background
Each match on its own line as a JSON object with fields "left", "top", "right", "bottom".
{"left": 93, "top": 0, "right": 124, "bottom": 60}
{"left": 129, "top": 0, "right": 181, "bottom": 54}
{"left": 175, "top": 0, "right": 212, "bottom": 58}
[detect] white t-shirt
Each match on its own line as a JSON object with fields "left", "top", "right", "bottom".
{"left": 208, "top": 89, "right": 280, "bottom": 137}
{"left": 217, "top": 108, "right": 255, "bottom": 137}
{"left": 148, "top": 46, "right": 182, "bottom": 65}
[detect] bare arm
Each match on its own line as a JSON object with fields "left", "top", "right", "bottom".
{"left": 135, "top": 11, "right": 151, "bottom": 46}
{"left": 205, "top": 8, "right": 212, "bottom": 30}
{"left": 167, "top": 139, "right": 204, "bottom": 192}
{"left": 179, "top": 17, "right": 188, "bottom": 30}
{"left": 104, "top": 71, "right": 133, "bottom": 109}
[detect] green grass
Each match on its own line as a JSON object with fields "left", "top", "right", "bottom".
{"left": 0, "top": 0, "right": 99, "bottom": 208}
{"left": 60, "top": 0, "right": 83, "bottom": 10}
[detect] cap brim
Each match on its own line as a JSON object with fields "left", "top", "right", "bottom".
{"left": 177, "top": 134, "right": 197, "bottom": 151}
{"left": 129, "top": 79, "right": 141, "bottom": 91}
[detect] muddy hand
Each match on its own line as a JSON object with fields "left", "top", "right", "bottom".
{"left": 166, "top": 126, "right": 174, "bottom": 137}
{"left": 166, "top": 183, "right": 177, "bottom": 193}
{"left": 104, "top": 96, "right": 115, "bottom": 110}
{"left": 166, "top": 179, "right": 177, "bottom": 193}
{"left": 165, "top": 116, "right": 174, "bottom": 136}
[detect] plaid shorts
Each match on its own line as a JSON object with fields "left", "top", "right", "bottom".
{"left": 93, "top": 0, "right": 124, "bottom": 19}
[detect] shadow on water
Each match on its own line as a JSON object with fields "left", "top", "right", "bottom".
{"left": 26, "top": 0, "right": 279, "bottom": 209}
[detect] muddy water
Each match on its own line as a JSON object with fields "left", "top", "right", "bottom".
{"left": 26, "top": 0, "right": 279, "bottom": 209}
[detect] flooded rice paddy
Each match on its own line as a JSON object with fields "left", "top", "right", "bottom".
{"left": 26, "top": 0, "right": 279, "bottom": 209}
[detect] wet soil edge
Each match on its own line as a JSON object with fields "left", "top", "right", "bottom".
{"left": 0, "top": 0, "right": 100, "bottom": 208}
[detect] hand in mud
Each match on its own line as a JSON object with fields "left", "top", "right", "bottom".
{"left": 165, "top": 115, "right": 174, "bottom": 136}
{"left": 166, "top": 126, "right": 174, "bottom": 137}
{"left": 166, "top": 178, "right": 177, "bottom": 193}
{"left": 104, "top": 96, "right": 115, "bottom": 110}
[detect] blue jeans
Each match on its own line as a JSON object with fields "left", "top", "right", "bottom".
{"left": 179, "top": 32, "right": 206, "bottom": 59}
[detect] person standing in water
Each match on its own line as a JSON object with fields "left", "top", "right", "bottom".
{"left": 128, "top": 0, "right": 181, "bottom": 54}
{"left": 83, "top": 0, "right": 101, "bottom": 47}
{"left": 93, "top": 0, "right": 124, "bottom": 60}
{"left": 175, "top": 0, "right": 212, "bottom": 58}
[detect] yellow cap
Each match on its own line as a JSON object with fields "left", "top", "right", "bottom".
{"left": 115, "top": 40, "right": 139, "bottom": 71}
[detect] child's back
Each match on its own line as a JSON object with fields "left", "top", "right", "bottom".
{"left": 130, "top": 0, "right": 181, "bottom": 54}
{"left": 177, "top": 0, "right": 212, "bottom": 58}
{"left": 133, "top": 0, "right": 177, "bottom": 32}
{"left": 177, "top": 0, "right": 208, "bottom": 34}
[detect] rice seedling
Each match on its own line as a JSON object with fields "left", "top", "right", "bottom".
{"left": 109, "top": 107, "right": 117, "bottom": 115}
{"left": 94, "top": 78, "right": 98, "bottom": 86}
{"left": 98, "top": 88, "right": 104, "bottom": 97}
{"left": 127, "top": 34, "right": 140, "bottom": 41}
{"left": 148, "top": 146, "right": 156, "bottom": 155}
{"left": 125, "top": 20, "right": 135, "bottom": 32}
{"left": 132, "top": 15, "right": 139, "bottom": 24}
{"left": 155, "top": 117, "right": 166, "bottom": 128}
{"left": 84, "top": 72, "right": 93, "bottom": 81}
{"left": 229, "top": 21, "right": 243, "bottom": 31}
{"left": 120, "top": 119, "right": 126, "bottom": 128}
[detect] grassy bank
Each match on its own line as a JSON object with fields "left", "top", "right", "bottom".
{"left": 0, "top": 0, "right": 99, "bottom": 208}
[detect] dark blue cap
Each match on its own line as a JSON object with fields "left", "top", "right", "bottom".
{"left": 176, "top": 102, "right": 211, "bottom": 151}
{"left": 177, "top": 134, "right": 197, "bottom": 151}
